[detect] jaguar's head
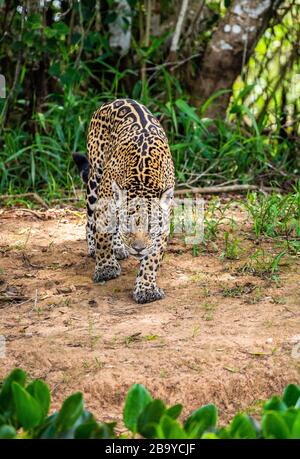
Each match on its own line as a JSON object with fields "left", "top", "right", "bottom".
{"left": 112, "top": 181, "right": 174, "bottom": 258}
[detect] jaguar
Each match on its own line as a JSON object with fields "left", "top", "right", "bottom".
{"left": 73, "top": 98, "right": 175, "bottom": 304}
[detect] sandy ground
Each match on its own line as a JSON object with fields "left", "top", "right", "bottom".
{"left": 0, "top": 204, "right": 299, "bottom": 427}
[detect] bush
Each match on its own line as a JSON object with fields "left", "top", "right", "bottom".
{"left": 0, "top": 368, "right": 299, "bottom": 439}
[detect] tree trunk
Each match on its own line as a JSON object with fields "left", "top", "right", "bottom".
{"left": 192, "top": 0, "right": 283, "bottom": 118}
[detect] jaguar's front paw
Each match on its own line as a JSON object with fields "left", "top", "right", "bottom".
{"left": 133, "top": 286, "right": 165, "bottom": 304}
{"left": 114, "top": 246, "right": 129, "bottom": 260}
{"left": 93, "top": 263, "right": 121, "bottom": 282}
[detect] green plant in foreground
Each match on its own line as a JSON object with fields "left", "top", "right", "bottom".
{"left": 244, "top": 187, "right": 300, "bottom": 240}
{"left": 241, "top": 248, "right": 287, "bottom": 278}
{"left": 0, "top": 368, "right": 300, "bottom": 439}
{"left": 221, "top": 231, "right": 241, "bottom": 260}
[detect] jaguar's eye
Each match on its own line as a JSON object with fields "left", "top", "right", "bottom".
{"left": 149, "top": 223, "right": 160, "bottom": 236}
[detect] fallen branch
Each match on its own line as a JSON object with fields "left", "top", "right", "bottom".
{"left": 22, "top": 253, "right": 45, "bottom": 269}
{"left": 174, "top": 184, "right": 283, "bottom": 195}
{"left": 0, "top": 193, "right": 49, "bottom": 209}
{"left": 16, "top": 208, "right": 45, "bottom": 219}
{"left": 50, "top": 196, "right": 85, "bottom": 203}
{"left": 0, "top": 185, "right": 285, "bottom": 210}
{"left": 0, "top": 295, "right": 29, "bottom": 303}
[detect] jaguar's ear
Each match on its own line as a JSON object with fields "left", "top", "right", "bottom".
{"left": 160, "top": 187, "right": 174, "bottom": 211}
{"left": 112, "top": 181, "right": 123, "bottom": 207}
{"left": 72, "top": 153, "right": 89, "bottom": 184}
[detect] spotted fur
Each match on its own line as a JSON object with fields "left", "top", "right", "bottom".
{"left": 74, "top": 98, "right": 175, "bottom": 304}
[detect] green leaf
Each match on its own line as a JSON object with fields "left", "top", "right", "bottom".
{"left": 0, "top": 368, "right": 27, "bottom": 413}
{"left": 55, "top": 392, "right": 84, "bottom": 433}
{"left": 92, "top": 422, "right": 117, "bottom": 439}
{"left": 166, "top": 404, "right": 183, "bottom": 420}
{"left": 282, "top": 384, "right": 300, "bottom": 408}
{"left": 0, "top": 425, "right": 17, "bottom": 439}
{"left": 200, "top": 89, "right": 231, "bottom": 117}
{"left": 229, "top": 414, "right": 257, "bottom": 439}
{"left": 281, "top": 409, "right": 300, "bottom": 432}
{"left": 291, "top": 412, "right": 300, "bottom": 439}
{"left": 12, "top": 382, "right": 43, "bottom": 430}
{"left": 35, "top": 413, "right": 58, "bottom": 439}
{"left": 74, "top": 420, "right": 98, "bottom": 439}
{"left": 175, "top": 99, "right": 201, "bottom": 125}
{"left": 38, "top": 411, "right": 94, "bottom": 440}
{"left": 201, "top": 432, "right": 219, "bottom": 439}
{"left": 156, "top": 415, "right": 187, "bottom": 439}
{"left": 137, "top": 399, "right": 166, "bottom": 438}
{"left": 60, "top": 68, "right": 81, "bottom": 87}
{"left": 49, "top": 62, "right": 61, "bottom": 77}
{"left": 52, "top": 22, "right": 69, "bottom": 35}
{"left": 234, "top": 83, "right": 256, "bottom": 102}
{"left": 26, "top": 380, "right": 51, "bottom": 418}
{"left": 184, "top": 404, "right": 218, "bottom": 438}
{"left": 75, "top": 421, "right": 116, "bottom": 439}
{"left": 56, "top": 410, "right": 94, "bottom": 439}
{"left": 26, "top": 13, "right": 42, "bottom": 30}
{"left": 263, "top": 396, "right": 287, "bottom": 412}
{"left": 123, "top": 384, "right": 153, "bottom": 434}
{"left": 262, "top": 412, "right": 290, "bottom": 439}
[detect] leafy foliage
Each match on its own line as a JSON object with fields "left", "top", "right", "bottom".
{"left": 243, "top": 184, "right": 300, "bottom": 239}
{"left": 0, "top": 2, "right": 299, "bottom": 199}
{"left": 0, "top": 368, "right": 299, "bottom": 439}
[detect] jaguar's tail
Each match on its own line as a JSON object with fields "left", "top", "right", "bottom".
{"left": 72, "top": 153, "right": 89, "bottom": 184}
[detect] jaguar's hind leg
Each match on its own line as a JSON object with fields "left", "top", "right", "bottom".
{"left": 86, "top": 168, "right": 100, "bottom": 258}
{"left": 86, "top": 215, "right": 96, "bottom": 258}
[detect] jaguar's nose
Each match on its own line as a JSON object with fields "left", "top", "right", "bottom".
{"left": 132, "top": 241, "right": 146, "bottom": 253}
